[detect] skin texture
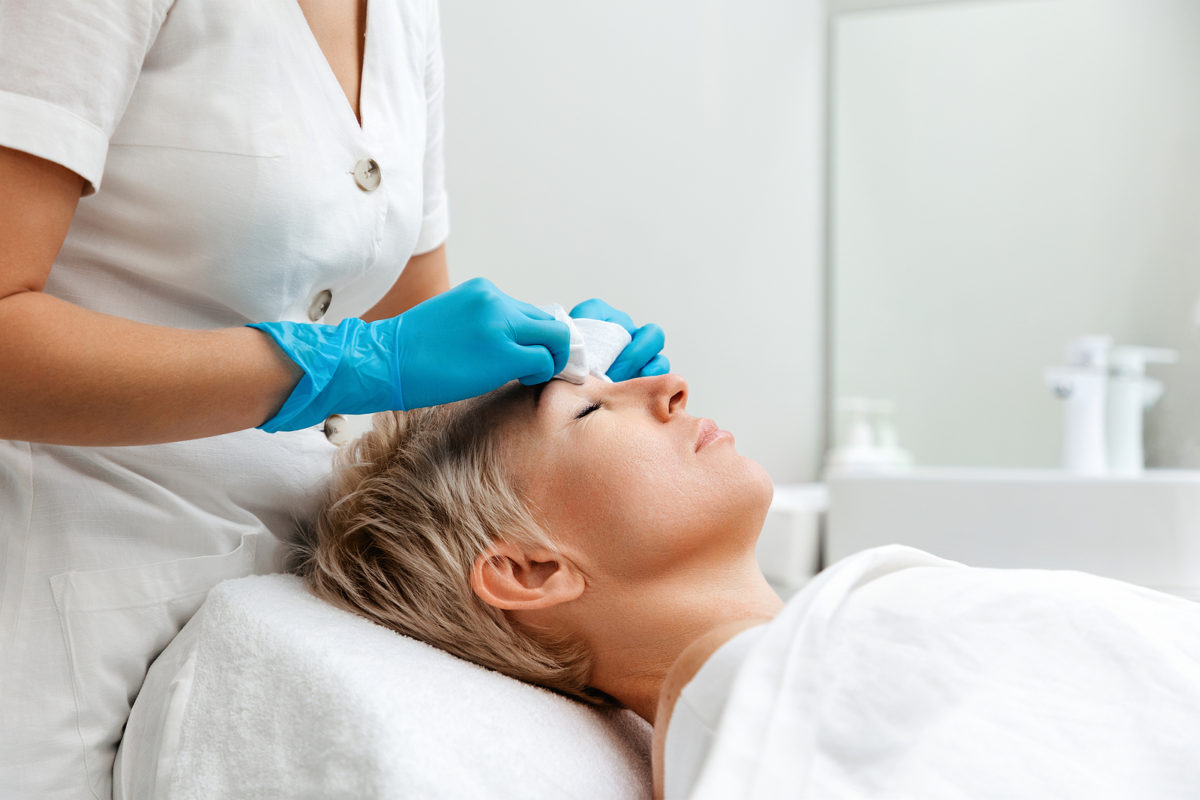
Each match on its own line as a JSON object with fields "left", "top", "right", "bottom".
{"left": 297, "top": 0, "right": 369, "bottom": 124}
{"left": 468, "top": 375, "right": 783, "bottom": 798}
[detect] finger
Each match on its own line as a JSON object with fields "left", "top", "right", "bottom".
{"left": 454, "top": 276, "right": 504, "bottom": 304}
{"left": 510, "top": 316, "right": 572, "bottom": 374}
{"left": 568, "top": 298, "right": 614, "bottom": 320}
{"left": 513, "top": 346, "right": 560, "bottom": 385}
{"left": 569, "top": 298, "right": 635, "bottom": 332}
{"left": 512, "top": 297, "right": 556, "bottom": 322}
{"left": 458, "top": 276, "right": 495, "bottom": 291}
{"left": 637, "top": 354, "right": 670, "bottom": 377}
{"left": 462, "top": 278, "right": 555, "bottom": 322}
{"left": 607, "top": 323, "right": 666, "bottom": 382}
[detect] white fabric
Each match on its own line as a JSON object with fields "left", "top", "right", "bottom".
{"left": 665, "top": 545, "right": 1200, "bottom": 799}
{"left": 0, "top": 2, "right": 448, "bottom": 798}
{"left": 115, "top": 574, "right": 652, "bottom": 800}
{"left": 541, "top": 304, "right": 633, "bottom": 384}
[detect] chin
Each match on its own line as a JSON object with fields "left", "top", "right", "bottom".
{"left": 728, "top": 455, "right": 775, "bottom": 540}
{"left": 747, "top": 459, "right": 775, "bottom": 525}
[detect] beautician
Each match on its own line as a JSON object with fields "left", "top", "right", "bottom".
{"left": 0, "top": 1, "right": 665, "bottom": 797}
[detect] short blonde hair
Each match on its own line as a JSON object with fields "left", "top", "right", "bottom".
{"left": 293, "top": 384, "right": 604, "bottom": 704}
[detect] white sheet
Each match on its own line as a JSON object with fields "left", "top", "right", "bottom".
{"left": 115, "top": 574, "right": 651, "bottom": 799}
{"left": 665, "top": 545, "right": 1200, "bottom": 799}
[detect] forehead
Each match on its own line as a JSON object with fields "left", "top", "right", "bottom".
{"left": 480, "top": 381, "right": 542, "bottom": 426}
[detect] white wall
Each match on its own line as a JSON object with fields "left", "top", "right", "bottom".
{"left": 832, "top": 0, "right": 1200, "bottom": 468}
{"left": 437, "top": 1, "right": 828, "bottom": 482}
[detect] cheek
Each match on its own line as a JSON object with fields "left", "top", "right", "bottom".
{"left": 559, "top": 439, "right": 670, "bottom": 524}
{"left": 528, "top": 426, "right": 772, "bottom": 574}
{"left": 558, "top": 442, "right": 731, "bottom": 560}
{"left": 607, "top": 446, "right": 774, "bottom": 565}
{"left": 531, "top": 436, "right": 673, "bottom": 557}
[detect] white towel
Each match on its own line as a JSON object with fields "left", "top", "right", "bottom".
{"left": 541, "top": 304, "right": 632, "bottom": 384}
{"left": 115, "top": 574, "right": 651, "bottom": 799}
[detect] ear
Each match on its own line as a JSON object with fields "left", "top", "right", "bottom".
{"left": 471, "top": 541, "right": 585, "bottom": 612}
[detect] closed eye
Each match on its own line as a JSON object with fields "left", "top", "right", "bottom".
{"left": 575, "top": 402, "right": 602, "bottom": 420}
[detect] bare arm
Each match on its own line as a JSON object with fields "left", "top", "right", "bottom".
{"left": 361, "top": 243, "right": 449, "bottom": 322}
{"left": 0, "top": 146, "right": 300, "bottom": 446}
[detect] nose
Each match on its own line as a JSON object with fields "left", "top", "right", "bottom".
{"left": 644, "top": 373, "right": 687, "bottom": 421}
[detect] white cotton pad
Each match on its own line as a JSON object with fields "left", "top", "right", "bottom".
{"left": 541, "top": 304, "right": 632, "bottom": 384}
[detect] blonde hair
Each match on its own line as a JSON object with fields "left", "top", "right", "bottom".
{"left": 293, "top": 384, "right": 604, "bottom": 704}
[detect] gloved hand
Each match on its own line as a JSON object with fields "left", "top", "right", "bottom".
{"left": 569, "top": 299, "right": 669, "bottom": 382}
{"left": 250, "top": 278, "right": 571, "bottom": 432}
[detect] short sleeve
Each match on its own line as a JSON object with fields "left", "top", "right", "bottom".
{"left": 0, "top": 0, "right": 172, "bottom": 194}
{"left": 412, "top": 0, "right": 450, "bottom": 255}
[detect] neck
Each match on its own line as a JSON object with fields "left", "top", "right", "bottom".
{"left": 582, "top": 561, "right": 782, "bottom": 723}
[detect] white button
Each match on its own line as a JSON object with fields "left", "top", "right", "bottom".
{"left": 323, "top": 414, "right": 350, "bottom": 446}
{"left": 352, "top": 158, "right": 381, "bottom": 191}
{"left": 308, "top": 289, "right": 333, "bottom": 321}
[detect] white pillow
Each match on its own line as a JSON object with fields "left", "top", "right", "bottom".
{"left": 115, "top": 574, "right": 652, "bottom": 799}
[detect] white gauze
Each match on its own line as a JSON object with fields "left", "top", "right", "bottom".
{"left": 540, "top": 304, "right": 632, "bottom": 384}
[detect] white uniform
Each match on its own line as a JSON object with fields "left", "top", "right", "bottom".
{"left": 665, "top": 546, "right": 1200, "bottom": 799}
{"left": 0, "top": 1, "right": 448, "bottom": 797}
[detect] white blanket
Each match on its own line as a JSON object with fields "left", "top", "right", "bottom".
{"left": 665, "top": 545, "right": 1200, "bottom": 799}
{"left": 115, "top": 574, "right": 651, "bottom": 799}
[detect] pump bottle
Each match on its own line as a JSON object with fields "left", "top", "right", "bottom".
{"left": 1044, "top": 336, "right": 1112, "bottom": 474}
{"left": 1106, "top": 346, "right": 1176, "bottom": 474}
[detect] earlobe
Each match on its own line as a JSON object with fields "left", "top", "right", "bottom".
{"left": 471, "top": 541, "right": 585, "bottom": 611}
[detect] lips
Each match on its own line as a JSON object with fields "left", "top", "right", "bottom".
{"left": 695, "top": 418, "right": 728, "bottom": 451}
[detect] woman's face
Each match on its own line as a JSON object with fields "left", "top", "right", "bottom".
{"left": 506, "top": 374, "right": 773, "bottom": 585}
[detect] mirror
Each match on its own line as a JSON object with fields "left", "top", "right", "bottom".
{"left": 829, "top": 0, "right": 1200, "bottom": 469}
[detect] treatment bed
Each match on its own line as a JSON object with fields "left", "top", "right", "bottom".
{"left": 115, "top": 573, "right": 651, "bottom": 799}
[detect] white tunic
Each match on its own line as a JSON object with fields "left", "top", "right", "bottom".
{"left": 0, "top": 1, "right": 448, "bottom": 797}
{"left": 665, "top": 546, "right": 1200, "bottom": 799}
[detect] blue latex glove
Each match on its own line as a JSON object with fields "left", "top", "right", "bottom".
{"left": 569, "top": 299, "right": 669, "bottom": 381}
{"left": 250, "top": 278, "right": 571, "bottom": 432}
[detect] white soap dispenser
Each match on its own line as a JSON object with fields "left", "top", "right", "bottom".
{"left": 1044, "top": 335, "right": 1113, "bottom": 474}
{"left": 823, "top": 397, "right": 912, "bottom": 475}
{"left": 1107, "top": 346, "right": 1176, "bottom": 474}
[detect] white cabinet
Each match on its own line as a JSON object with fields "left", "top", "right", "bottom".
{"left": 758, "top": 484, "right": 828, "bottom": 597}
{"left": 827, "top": 469, "right": 1200, "bottom": 599}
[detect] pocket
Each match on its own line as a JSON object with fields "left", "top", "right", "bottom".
{"left": 50, "top": 533, "right": 259, "bottom": 800}
{"left": 108, "top": 7, "right": 288, "bottom": 159}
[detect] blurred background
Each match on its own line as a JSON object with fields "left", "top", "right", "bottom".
{"left": 438, "top": 0, "right": 1200, "bottom": 482}
{"left": 439, "top": 0, "right": 826, "bottom": 483}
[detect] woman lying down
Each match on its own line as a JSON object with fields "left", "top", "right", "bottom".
{"left": 296, "top": 374, "right": 1200, "bottom": 799}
